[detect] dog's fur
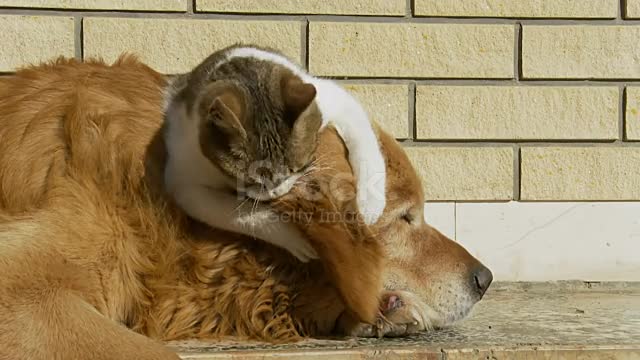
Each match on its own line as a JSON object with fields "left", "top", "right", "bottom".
{"left": 0, "top": 56, "right": 490, "bottom": 360}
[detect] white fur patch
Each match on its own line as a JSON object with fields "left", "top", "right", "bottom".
{"left": 245, "top": 173, "right": 302, "bottom": 201}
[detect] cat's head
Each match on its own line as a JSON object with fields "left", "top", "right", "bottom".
{"left": 189, "top": 56, "right": 322, "bottom": 200}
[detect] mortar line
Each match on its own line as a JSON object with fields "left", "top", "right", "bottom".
{"left": 621, "top": 86, "right": 628, "bottom": 140}
{"left": 515, "top": 22, "right": 523, "bottom": 81}
{"left": 333, "top": 78, "right": 640, "bottom": 84}
{"left": 409, "top": 83, "right": 417, "bottom": 140}
{"left": 427, "top": 200, "right": 479, "bottom": 204}
{"left": 73, "top": 16, "right": 82, "bottom": 60}
{"left": 301, "top": 19, "right": 309, "bottom": 70}
{"left": 0, "top": 7, "right": 189, "bottom": 16}
{"left": 397, "top": 141, "right": 640, "bottom": 147}
{"left": 513, "top": 145, "right": 521, "bottom": 200}
{"left": 2, "top": 67, "right": 638, "bottom": 86}
{"left": 620, "top": 0, "right": 626, "bottom": 19}
{"left": 2, "top": 69, "right": 635, "bottom": 85}
{"left": 337, "top": 79, "right": 416, "bottom": 85}
{"left": 405, "top": 0, "right": 414, "bottom": 18}
{"left": 0, "top": 8, "right": 637, "bottom": 23}
{"left": 453, "top": 203, "right": 457, "bottom": 241}
{"left": 479, "top": 199, "right": 640, "bottom": 203}
{"left": 187, "top": 0, "right": 194, "bottom": 14}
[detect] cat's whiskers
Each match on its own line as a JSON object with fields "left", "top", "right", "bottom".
{"left": 308, "top": 153, "right": 331, "bottom": 167}
{"left": 295, "top": 163, "right": 331, "bottom": 185}
{"left": 308, "top": 153, "right": 335, "bottom": 171}
{"left": 247, "top": 194, "right": 261, "bottom": 241}
{"left": 233, "top": 196, "right": 252, "bottom": 214}
{"left": 294, "top": 167, "right": 318, "bottom": 185}
{"left": 250, "top": 186, "right": 261, "bottom": 215}
{"left": 303, "top": 157, "right": 332, "bottom": 175}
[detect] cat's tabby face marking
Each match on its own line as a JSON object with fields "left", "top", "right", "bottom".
{"left": 181, "top": 47, "right": 322, "bottom": 199}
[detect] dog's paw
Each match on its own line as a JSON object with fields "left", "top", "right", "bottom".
{"left": 349, "top": 291, "right": 426, "bottom": 338}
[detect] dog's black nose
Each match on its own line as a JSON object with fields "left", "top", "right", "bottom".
{"left": 472, "top": 265, "right": 493, "bottom": 298}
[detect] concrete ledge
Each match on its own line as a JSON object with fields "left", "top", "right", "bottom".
{"left": 171, "top": 282, "right": 640, "bottom": 359}
{"left": 177, "top": 346, "right": 640, "bottom": 359}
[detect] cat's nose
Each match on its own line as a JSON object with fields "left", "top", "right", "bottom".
{"left": 256, "top": 168, "right": 272, "bottom": 180}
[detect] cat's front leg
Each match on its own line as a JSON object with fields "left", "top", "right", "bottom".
{"left": 350, "top": 147, "right": 387, "bottom": 225}
{"left": 326, "top": 106, "right": 386, "bottom": 225}
{"left": 172, "top": 185, "right": 318, "bottom": 262}
{"left": 232, "top": 206, "right": 318, "bottom": 261}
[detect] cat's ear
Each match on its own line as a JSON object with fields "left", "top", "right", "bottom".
{"left": 199, "top": 86, "right": 247, "bottom": 142}
{"left": 281, "top": 75, "right": 317, "bottom": 124}
{"left": 284, "top": 77, "right": 323, "bottom": 169}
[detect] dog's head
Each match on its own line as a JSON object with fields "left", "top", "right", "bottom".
{"left": 372, "top": 127, "right": 492, "bottom": 329}
{"left": 170, "top": 47, "right": 491, "bottom": 330}
{"left": 276, "top": 123, "right": 492, "bottom": 331}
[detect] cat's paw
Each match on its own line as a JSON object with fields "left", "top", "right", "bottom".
{"left": 281, "top": 237, "right": 318, "bottom": 262}
{"left": 273, "top": 225, "right": 319, "bottom": 262}
{"left": 234, "top": 209, "right": 319, "bottom": 262}
{"left": 353, "top": 161, "right": 386, "bottom": 225}
{"left": 348, "top": 291, "right": 426, "bottom": 338}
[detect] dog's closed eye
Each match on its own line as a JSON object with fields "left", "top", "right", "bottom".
{"left": 401, "top": 213, "right": 413, "bottom": 224}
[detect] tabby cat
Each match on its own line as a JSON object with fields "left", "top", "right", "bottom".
{"left": 163, "top": 45, "right": 386, "bottom": 261}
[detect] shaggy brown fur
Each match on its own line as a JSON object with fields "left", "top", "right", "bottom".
{"left": 0, "top": 56, "right": 490, "bottom": 359}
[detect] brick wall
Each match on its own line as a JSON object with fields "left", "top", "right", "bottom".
{"left": 1, "top": 1, "right": 639, "bottom": 281}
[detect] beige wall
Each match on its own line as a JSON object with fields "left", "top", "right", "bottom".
{"left": 1, "top": 1, "right": 639, "bottom": 280}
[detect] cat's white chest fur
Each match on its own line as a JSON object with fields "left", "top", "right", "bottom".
{"left": 163, "top": 102, "right": 228, "bottom": 191}
{"left": 220, "top": 47, "right": 387, "bottom": 224}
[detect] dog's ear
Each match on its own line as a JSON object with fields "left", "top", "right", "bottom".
{"left": 274, "top": 128, "right": 385, "bottom": 326}
{"left": 309, "top": 218, "right": 384, "bottom": 326}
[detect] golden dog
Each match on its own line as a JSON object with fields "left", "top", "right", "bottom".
{"left": 0, "top": 56, "right": 492, "bottom": 359}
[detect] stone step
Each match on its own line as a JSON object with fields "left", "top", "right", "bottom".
{"left": 170, "top": 282, "right": 640, "bottom": 359}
